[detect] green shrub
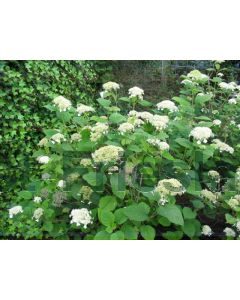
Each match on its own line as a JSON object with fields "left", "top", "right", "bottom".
{"left": 0, "top": 60, "right": 109, "bottom": 205}
{"left": 2, "top": 61, "right": 240, "bottom": 239}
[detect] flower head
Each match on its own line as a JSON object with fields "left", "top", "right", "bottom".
{"left": 156, "top": 100, "right": 178, "bottom": 112}
{"left": 33, "top": 196, "right": 42, "bottom": 203}
{"left": 103, "top": 82, "right": 120, "bottom": 92}
{"left": 70, "top": 208, "right": 92, "bottom": 228}
{"left": 212, "top": 139, "right": 234, "bottom": 154}
{"left": 9, "top": 205, "right": 23, "bottom": 218}
{"left": 32, "top": 208, "right": 44, "bottom": 222}
{"left": 53, "top": 96, "right": 72, "bottom": 112}
{"left": 202, "top": 225, "right": 213, "bottom": 236}
{"left": 118, "top": 122, "right": 135, "bottom": 134}
{"left": 92, "top": 145, "right": 124, "bottom": 164}
{"left": 189, "top": 127, "right": 214, "bottom": 144}
{"left": 50, "top": 133, "right": 65, "bottom": 144}
{"left": 213, "top": 119, "right": 221, "bottom": 126}
{"left": 128, "top": 87, "right": 144, "bottom": 100}
{"left": 76, "top": 104, "right": 95, "bottom": 116}
{"left": 36, "top": 156, "right": 50, "bottom": 164}
{"left": 223, "top": 227, "right": 236, "bottom": 237}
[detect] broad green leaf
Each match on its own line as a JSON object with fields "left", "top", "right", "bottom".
{"left": 162, "top": 231, "right": 183, "bottom": 240}
{"left": 110, "top": 173, "right": 126, "bottom": 200}
{"left": 110, "top": 231, "right": 125, "bottom": 240}
{"left": 99, "top": 196, "right": 117, "bottom": 211}
{"left": 19, "top": 190, "right": 32, "bottom": 200}
{"left": 97, "top": 98, "right": 111, "bottom": 107}
{"left": 182, "top": 207, "right": 196, "bottom": 219}
{"left": 157, "top": 204, "right": 184, "bottom": 226}
{"left": 98, "top": 210, "right": 115, "bottom": 228}
{"left": 121, "top": 224, "right": 138, "bottom": 240}
{"left": 114, "top": 208, "right": 128, "bottom": 225}
{"left": 94, "top": 231, "right": 110, "bottom": 240}
{"left": 140, "top": 225, "right": 156, "bottom": 240}
{"left": 182, "top": 220, "right": 196, "bottom": 238}
{"left": 83, "top": 172, "right": 107, "bottom": 186}
{"left": 124, "top": 202, "right": 150, "bottom": 222}
{"left": 109, "top": 113, "right": 126, "bottom": 124}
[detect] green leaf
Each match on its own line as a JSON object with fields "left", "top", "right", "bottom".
{"left": 97, "top": 98, "right": 111, "bottom": 107}
{"left": 109, "top": 113, "right": 126, "bottom": 124}
{"left": 162, "top": 231, "right": 183, "bottom": 240}
{"left": 110, "top": 231, "right": 125, "bottom": 240}
{"left": 195, "top": 94, "right": 212, "bottom": 106}
{"left": 225, "top": 213, "right": 236, "bottom": 225}
{"left": 99, "top": 196, "right": 117, "bottom": 211}
{"left": 121, "top": 224, "right": 138, "bottom": 240}
{"left": 83, "top": 172, "right": 107, "bottom": 186}
{"left": 98, "top": 210, "right": 115, "bottom": 228}
{"left": 114, "top": 208, "right": 128, "bottom": 225}
{"left": 182, "top": 220, "right": 196, "bottom": 238}
{"left": 182, "top": 207, "right": 196, "bottom": 219}
{"left": 192, "top": 200, "right": 204, "bottom": 209}
{"left": 175, "top": 138, "right": 192, "bottom": 149}
{"left": 94, "top": 231, "right": 110, "bottom": 240}
{"left": 140, "top": 225, "right": 156, "bottom": 240}
{"left": 157, "top": 204, "right": 184, "bottom": 226}
{"left": 19, "top": 190, "right": 32, "bottom": 200}
{"left": 158, "top": 216, "right": 171, "bottom": 227}
{"left": 110, "top": 173, "right": 126, "bottom": 200}
{"left": 124, "top": 202, "right": 150, "bottom": 222}
{"left": 139, "top": 99, "right": 152, "bottom": 107}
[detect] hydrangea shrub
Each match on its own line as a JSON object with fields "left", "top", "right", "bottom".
{"left": 4, "top": 61, "right": 240, "bottom": 239}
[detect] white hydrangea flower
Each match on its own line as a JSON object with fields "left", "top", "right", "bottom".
{"left": 187, "top": 70, "right": 209, "bottom": 82}
{"left": 90, "top": 122, "right": 109, "bottom": 142}
{"left": 235, "top": 221, "right": 240, "bottom": 231}
{"left": 219, "top": 82, "right": 236, "bottom": 91}
{"left": 53, "top": 96, "right": 72, "bottom": 112}
{"left": 128, "top": 87, "right": 144, "bottom": 100}
{"left": 50, "top": 133, "right": 65, "bottom": 144}
{"left": 201, "top": 189, "right": 218, "bottom": 204}
{"left": 128, "top": 110, "right": 138, "bottom": 117}
{"left": 202, "top": 225, "right": 213, "bottom": 236}
{"left": 32, "top": 208, "right": 44, "bottom": 222}
{"left": 208, "top": 170, "right": 220, "bottom": 182}
{"left": 223, "top": 227, "right": 236, "bottom": 237}
{"left": 57, "top": 180, "right": 66, "bottom": 188}
{"left": 80, "top": 158, "right": 92, "bottom": 167}
{"left": 108, "top": 166, "right": 119, "bottom": 174}
{"left": 137, "top": 111, "right": 154, "bottom": 122}
{"left": 212, "top": 119, "right": 221, "bottom": 126}
{"left": 92, "top": 145, "right": 124, "bottom": 164}
{"left": 103, "top": 81, "right": 120, "bottom": 92}
{"left": 155, "top": 179, "right": 185, "bottom": 196}
{"left": 156, "top": 100, "right": 178, "bottom": 112}
{"left": 237, "top": 124, "right": 240, "bottom": 129}
{"left": 33, "top": 196, "right": 42, "bottom": 203}
{"left": 36, "top": 156, "right": 50, "bottom": 164}
{"left": 9, "top": 205, "right": 23, "bottom": 218}
{"left": 230, "top": 120, "right": 236, "bottom": 125}
{"left": 228, "top": 98, "right": 237, "bottom": 105}
{"left": 181, "top": 79, "right": 197, "bottom": 86}
{"left": 38, "top": 137, "right": 48, "bottom": 147}
{"left": 217, "top": 72, "right": 224, "bottom": 77}
{"left": 70, "top": 208, "right": 92, "bottom": 228}
{"left": 189, "top": 127, "right": 214, "bottom": 144}
{"left": 228, "top": 197, "right": 239, "bottom": 210}
{"left": 118, "top": 122, "right": 135, "bottom": 134}
{"left": 76, "top": 104, "right": 95, "bottom": 116}
{"left": 212, "top": 139, "right": 234, "bottom": 154}
{"left": 149, "top": 115, "right": 169, "bottom": 131}
{"left": 147, "top": 139, "right": 169, "bottom": 151}
{"left": 71, "top": 133, "right": 82, "bottom": 142}
{"left": 215, "top": 60, "right": 225, "bottom": 64}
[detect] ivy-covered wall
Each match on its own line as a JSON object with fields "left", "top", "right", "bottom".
{"left": 0, "top": 60, "right": 109, "bottom": 204}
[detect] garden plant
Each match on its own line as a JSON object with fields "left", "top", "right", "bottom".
{"left": 2, "top": 61, "right": 240, "bottom": 239}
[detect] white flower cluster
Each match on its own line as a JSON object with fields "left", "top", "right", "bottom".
{"left": 38, "top": 137, "right": 48, "bottom": 147}
{"left": 71, "top": 133, "right": 82, "bottom": 142}
{"left": 228, "top": 197, "right": 239, "bottom": 210}
{"left": 187, "top": 70, "right": 209, "bottom": 82}
{"left": 212, "top": 139, "right": 234, "bottom": 154}
{"left": 90, "top": 122, "right": 109, "bottom": 142}
{"left": 36, "top": 156, "right": 50, "bottom": 164}
{"left": 223, "top": 227, "right": 236, "bottom": 237}
{"left": 92, "top": 145, "right": 124, "bottom": 164}
{"left": 9, "top": 205, "right": 23, "bottom": 218}
{"left": 235, "top": 221, "right": 240, "bottom": 231}
{"left": 80, "top": 158, "right": 92, "bottom": 167}
{"left": 76, "top": 104, "right": 95, "bottom": 116}
{"left": 189, "top": 127, "right": 214, "bottom": 144}
{"left": 208, "top": 170, "right": 220, "bottom": 182}
{"left": 137, "top": 111, "right": 153, "bottom": 122}
{"left": 128, "top": 87, "right": 144, "bottom": 100}
{"left": 219, "top": 82, "right": 236, "bottom": 91}
{"left": 103, "top": 81, "right": 120, "bottom": 92}
{"left": 201, "top": 189, "right": 218, "bottom": 204}
{"left": 32, "top": 208, "right": 44, "bottom": 222}
{"left": 202, "top": 225, "right": 213, "bottom": 236}
{"left": 228, "top": 98, "right": 237, "bottom": 105}
{"left": 212, "top": 119, "right": 221, "bottom": 126}
{"left": 149, "top": 115, "right": 169, "bottom": 131}
{"left": 181, "top": 79, "right": 198, "bottom": 86}
{"left": 156, "top": 100, "right": 178, "bottom": 112}
{"left": 57, "top": 180, "right": 66, "bottom": 188}
{"left": 53, "top": 96, "right": 72, "bottom": 112}
{"left": 118, "top": 122, "right": 135, "bottom": 134}
{"left": 108, "top": 166, "right": 119, "bottom": 174}
{"left": 50, "top": 133, "right": 65, "bottom": 144}
{"left": 155, "top": 179, "right": 185, "bottom": 205}
{"left": 147, "top": 138, "right": 169, "bottom": 151}
{"left": 33, "top": 196, "right": 42, "bottom": 203}
{"left": 70, "top": 208, "right": 92, "bottom": 228}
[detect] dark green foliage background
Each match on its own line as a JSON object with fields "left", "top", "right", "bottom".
{"left": 0, "top": 60, "right": 111, "bottom": 205}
